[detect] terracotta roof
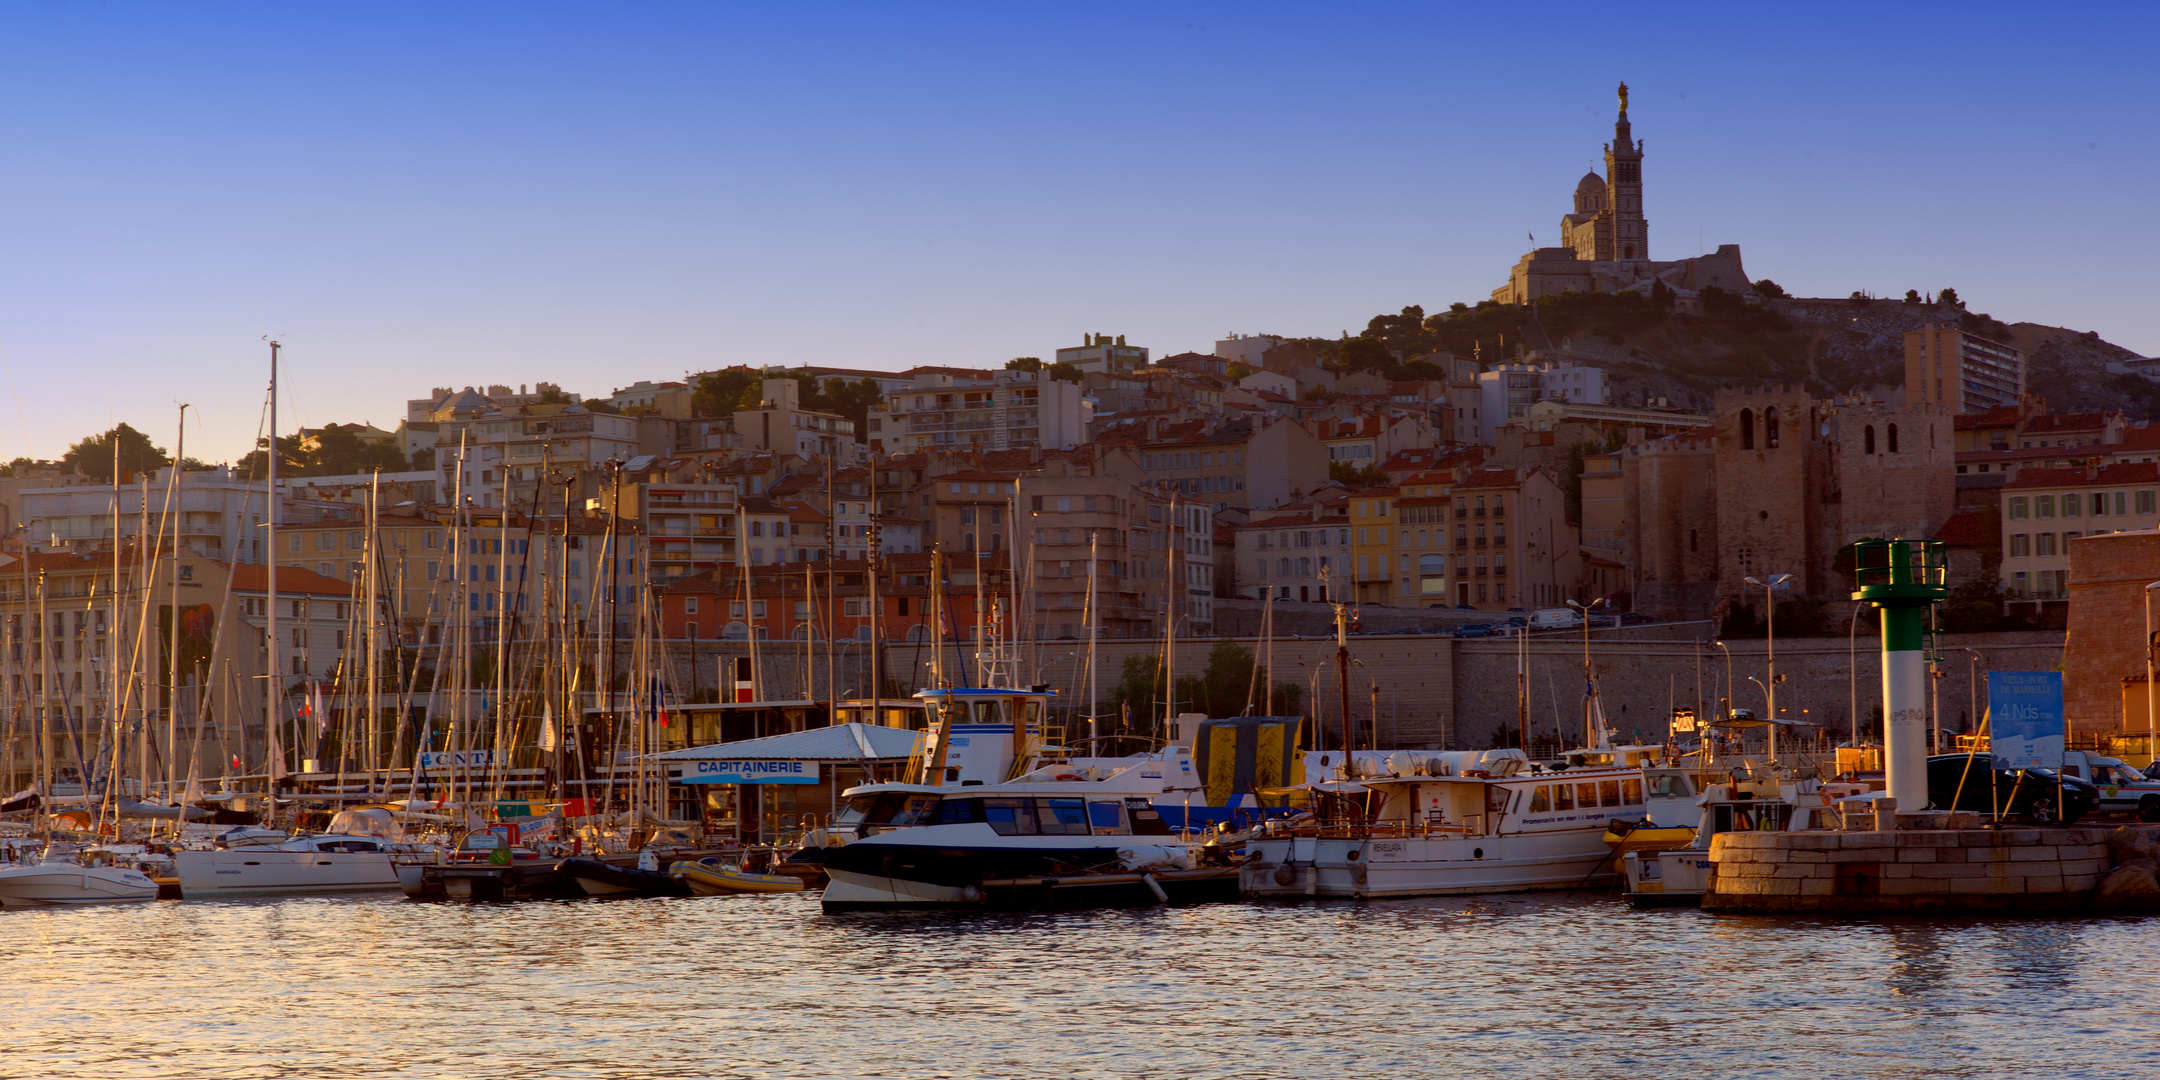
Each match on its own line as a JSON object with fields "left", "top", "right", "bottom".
{"left": 2114, "top": 426, "right": 2160, "bottom": 453}
{"left": 231, "top": 563, "right": 355, "bottom": 596}
{"left": 2003, "top": 462, "right": 2160, "bottom": 490}
{"left": 1952, "top": 405, "right": 2023, "bottom": 432}
{"left": 1453, "top": 468, "right": 1525, "bottom": 490}
{"left": 2024, "top": 412, "right": 2114, "bottom": 435}
{"left": 1933, "top": 510, "right": 1993, "bottom": 548}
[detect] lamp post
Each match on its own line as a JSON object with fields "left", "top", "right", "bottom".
{"left": 2145, "top": 581, "right": 2160, "bottom": 768}
{"left": 1744, "top": 574, "right": 1793, "bottom": 761}
{"left": 1851, "top": 540, "right": 1947, "bottom": 813}
{"left": 1565, "top": 597, "right": 1609, "bottom": 748}
{"left": 1713, "top": 639, "right": 1734, "bottom": 721}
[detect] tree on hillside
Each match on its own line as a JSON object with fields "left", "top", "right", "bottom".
{"left": 1329, "top": 461, "right": 1388, "bottom": 487}
{"left": 1336, "top": 336, "right": 1396, "bottom": 374}
{"left": 690, "top": 367, "right": 766, "bottom": 416}
{"left": 1937, "top": 287, "right": 1963, "bottom": 310}
{"left": 1753, "top": 279, "right": 1787, "bottom": 299}
{"left": 63, "top": 423, "right": 171, "bottom": 483}
{"left": 1005, "top": 356, "right": 1042, "bottom": 372}
{"left": 583, "top": 398, "right": 624, "bottom": 415}
{"left": 1904, "top": 289, "right": 1923, "bottom": 304}
{"left": 1047, "top": 361, "right": 1084, "bottom": 383}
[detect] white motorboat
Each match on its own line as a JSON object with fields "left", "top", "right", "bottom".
{"left": 1241, "top": 745, "right": 1670, "bottom": 900}
{"left": 175, "top": 810, "right": 432, "bottom": 898}
{"left": 0, "top": 853, "right": 160, "bottom": 907}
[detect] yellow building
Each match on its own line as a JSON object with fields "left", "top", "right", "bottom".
{"left": 1349, "top": 486, "right": 1398, "bottom": 606}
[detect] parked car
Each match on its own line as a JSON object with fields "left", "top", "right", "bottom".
{"left": 1925, "top": 754, "right": 2099, "bottom": 824}
{"left": 1505, "top": 616, "right": 1528, "bottom": 628}
{"left": 1527, "top": 608, "right": 1582, "bottom": 631}
{"left": 1453, "top": 623, "right": 1498, "bottom": 638}
{"left": 1453, "top": 604, "right": 1478, "bottom": 611}
{"left": 2060, "top": 752, "right": 2160, "bottom": 821}
{"left": 1620, "top": 613, "right": 1655, "bottom": 626}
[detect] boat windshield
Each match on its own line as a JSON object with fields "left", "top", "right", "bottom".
{"left": 834, "top": 792, "right": 942, "bottom": 828}
{"left": 1647, "top": 774, "right": 1693, "bottom": 798}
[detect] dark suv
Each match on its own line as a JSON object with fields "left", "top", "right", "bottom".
{"left": 1925, "top": 754, "right": 2099, "bottom": 824}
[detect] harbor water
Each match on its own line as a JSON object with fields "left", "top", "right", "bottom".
{"left": 5, "top": 892, "right": 2156, "bottom": 1079}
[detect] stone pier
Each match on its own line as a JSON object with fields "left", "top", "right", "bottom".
{"left": 1703, "top": 827, "right": 2113, "bottom": 914}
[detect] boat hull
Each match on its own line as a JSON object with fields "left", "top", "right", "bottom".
{"left": 1622, "top": 848, "right": 1713, "bottom": 907}
{"left": 175, "top": 849, "right": 402, "bottom": 898}
{"left": 561, "top": 858, "right": 691, "bottom": 898}
{"left": 1242, "top": 831, "right": 1621, "bottom": 900}
{"left": 670, "top": 861, "right": 805, "bottom": 896}
{"left": 0, "top": 864, "right": 160, "bottom": 907}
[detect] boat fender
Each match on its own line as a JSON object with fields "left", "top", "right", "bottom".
{"left": 1141, "top": 872, "right": 1169, "bottom": 904}
{"left": 1272, "top": 863, "right": 1296, "bottom": 887}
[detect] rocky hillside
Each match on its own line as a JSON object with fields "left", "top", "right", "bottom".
{"left": 1301, "top": 291, "right": 2160, "bottom": 420}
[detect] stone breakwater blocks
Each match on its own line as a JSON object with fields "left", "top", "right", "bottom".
{"left": 1703, "top": 828, "right": 2115, "bottom": 915}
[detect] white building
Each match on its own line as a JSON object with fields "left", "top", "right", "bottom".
{"left": 865, "top": 367, "right": 1089, "bottom": 454}
{"left": 1466, "top": 361, "right": 1609, "bottom": 444}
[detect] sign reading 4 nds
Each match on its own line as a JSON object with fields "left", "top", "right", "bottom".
{"left": 1988, "top": 671, "right": 2064, "bottom": 771}
{"left": 676, "top": 759, "right": 819, "bottom": 785}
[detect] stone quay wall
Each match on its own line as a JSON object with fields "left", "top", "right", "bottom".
{"left": 1703, "top": 828, "right": 2110, "bottom": 914}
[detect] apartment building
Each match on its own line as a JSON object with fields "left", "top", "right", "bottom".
{"left": 0, "top": 547, "right": 354, "bottom": 788}
{"left": 1055, "top": 333, "right": 1148, "bottom": 375}
{"left": 1122, "top": 416, "right": 1328, "bottom": 511}
{"left": 734, "top": 378, "right": 862, "bottom": 464}
{"left": 1447, "top": 467, "right": 1578, "bottom": 610}
{"left": 2000, "top": 463, "right": 2160, "bottom": 602}
{"left": 20, "top": 466, "right": 288, "bottom": 564}
{"left": 659, "top": 552, "right": 1013, "bottom": 645}
{"left": 1906, "top": 322, "right": 2025, "bottom": 414}
{"left": 1348, "top": 486, "right": 1399, "bottom": 606}
{"left": 912, "top": 470, "right": 1018, "bottom": 556}
{"left": 1235, "top": 499, "right": 1351, "bottom": 604}
{"left": 1016, "top": 475, "right": 1160, "bottom": 640}
{"left": 865, "top": 367, "right": 1088, "bottom": 454}
{"left": 1392, "top": 474, "right": 1456, "bottom": 605}
{"left": 608, "top": 380, "right": 693, "bottom": 419}
{"left": 437, "top": 409, "right": 643, "bottom": 509}
{"left": 1462, "top": 361, "right": 1609, "bottom": 444}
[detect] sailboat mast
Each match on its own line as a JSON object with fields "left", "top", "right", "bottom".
{"left": 167, "top": 404, "right": 186, "bottom": 804}
{"left": 1086, "top": 528, "right": 1098, "bottom": 747}
{"left": 265, "top": 340, "right": 281, "bottom": 798}
{"left": 1163, "top": 495, "right": 1176, "bottom": 740}
{"left": 364, "top": 471, "right": 380, "bottom": 785}
{"left": 866, "top": 459, "right": 879, "bottom": 712}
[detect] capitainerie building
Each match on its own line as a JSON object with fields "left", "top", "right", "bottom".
{"left": 1492, "top": 83, "right": 1754, "bottom": 306}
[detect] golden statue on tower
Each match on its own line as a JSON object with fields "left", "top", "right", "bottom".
{"left": 1618, "top": 81, "right": 1629, "bottom": 116}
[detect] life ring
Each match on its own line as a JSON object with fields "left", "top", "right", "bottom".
{"left": 98, "top": 823, "right": 118, "bottom": 837}
{"left": 1053, "top": 772, "right": 1086, "bottom": 782}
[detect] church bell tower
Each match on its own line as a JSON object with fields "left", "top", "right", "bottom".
{"left": 1604, "top": 82, "right": 1648, "bottom": 262}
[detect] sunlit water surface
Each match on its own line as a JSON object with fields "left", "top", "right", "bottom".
{"left": 4, "top": 890, "right": 2157, "bottom": 1079}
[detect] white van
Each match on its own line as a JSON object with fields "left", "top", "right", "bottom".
{"left": 1528, "top": 608, "right": 1582, "bottom": 631}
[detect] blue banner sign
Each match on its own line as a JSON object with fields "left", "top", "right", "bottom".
{"left": 676, "top": 759, "right": 819, "bottom": 785}
{"left": 1988, "top": 671, "right": 2065, "bottom": 770}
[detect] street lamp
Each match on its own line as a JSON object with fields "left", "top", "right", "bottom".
{"left": 1744, "top": 573, "right": 1793, "bottom": 760}
{"left": 1566, "top": 597, "right": 1609, "bottom": 748}
{"left": 1713, "top": 639, "right": 1735, "bottom": 722}
{"left": 2145, "top": 581, "right": 2160, "bottom": 769}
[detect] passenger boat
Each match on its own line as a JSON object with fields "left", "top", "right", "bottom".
{"left": 399, "top": 828, "right": 578, "bottom": 902}
{"left": 670, "top": 858, "right": 806, "bottom": 896}
{"left": 1240, "top": 744, "right": 1670, "bottom": 900}
{"left": 0, "top": 851, "right": 160, "bottom": 907}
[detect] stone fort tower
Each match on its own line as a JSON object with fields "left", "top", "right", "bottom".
{"left": 1561, "top": 82, "right": 1649, "bottom": 263}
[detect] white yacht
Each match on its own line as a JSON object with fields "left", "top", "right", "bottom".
{"left": 1241, "top": 745, "right": 1668, "bottom": 900}
{"left": 0, "top": 849, "right": 160, "bottom": 907}
{"left": 174, "top": 809, "right": 429, "bottom": 898}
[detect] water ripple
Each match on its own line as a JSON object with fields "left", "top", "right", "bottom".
{"left": 3, "top": 892, "right": 2155, "bottom": 1079}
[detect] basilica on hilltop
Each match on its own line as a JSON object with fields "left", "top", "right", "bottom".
{"left": 1492, "top": 83, "right": 1753, "bottom": 306}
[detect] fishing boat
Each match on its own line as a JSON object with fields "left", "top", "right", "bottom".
{"left": 670, "top": 857, "right": 806, "bottom": 895}
{"left": 1240, "top": 744, "right": 1671, "bottom": 900}
{"left": 1621, "top": 769, "right": 1846, "bottom": 907}
{"left": 0, "top": 850, "right": 160, "bottom": 908}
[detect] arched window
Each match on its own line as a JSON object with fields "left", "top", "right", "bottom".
{"left": 1739, "top": 409, "right": 1755, "bottom": 450}
{"left": 722, "top": 621, "right": 749, "bottom": 640}
{"left": 1765, "top": 407, "right": 1780, "bottom": 448}
{"left": 1888, "top": 423, "right": 1900, "bottom": 453}
{"left": 1864, "top": 425, "right": 1876, "bottom": 454}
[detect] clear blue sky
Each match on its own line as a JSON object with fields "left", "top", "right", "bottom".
{"left": 0, "top": 2, "right": 2151, "bottom": 463}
